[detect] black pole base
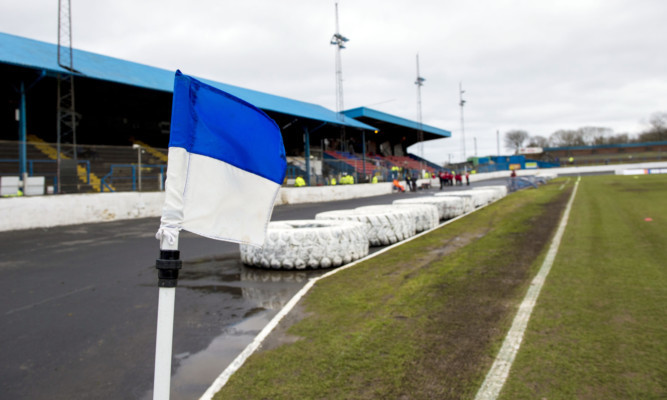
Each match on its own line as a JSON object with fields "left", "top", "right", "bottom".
{"left": 156, "top": 250, "right": 182, "bottom": 288}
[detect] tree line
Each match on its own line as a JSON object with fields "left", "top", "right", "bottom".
{"left": 504, "top": 111, "right": 667, "bottom": 153}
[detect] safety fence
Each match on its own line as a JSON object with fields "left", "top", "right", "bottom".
{"left": 1, "top": 139, "right": 454, "bottom": 194}
{"left": 0, "top": 140, "right": 168, "bottom": 194}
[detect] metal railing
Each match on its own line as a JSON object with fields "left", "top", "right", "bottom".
{"left": 0, "top": 158, "right": 91, "bottom": 193}
{"left": 0, "top": 139, "right": 168, "bottom": 194}
{"left": 101, "top": 164, "right": 166, "bottom": 192}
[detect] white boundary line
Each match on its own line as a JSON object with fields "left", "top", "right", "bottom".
{"left": 199, "top": 196, "right": 501, "bottom": 400}
{"left": 474, "top": 177, "right": 580, "bottom": 400}
{"left": 558, "top": 177, "right": 571, "bottom": 190}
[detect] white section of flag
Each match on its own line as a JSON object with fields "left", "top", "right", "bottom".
{"left": 160, "top": 147, "right": 281, "bottom": 247}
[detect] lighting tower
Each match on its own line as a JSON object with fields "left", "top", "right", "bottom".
{"left": 330, "top": 2, "right": 349, "bottom": 150}
{"left": 459, "top": 82, "right": 466, "bottom": 162}
{"left": 57, "top": 0, "right": 78, "bottom": 192}
{"left": 415, "top": 54, "right": 425, "bottom": 171}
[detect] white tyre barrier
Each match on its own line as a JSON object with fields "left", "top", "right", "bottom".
{"left": 537, "top": 172, "right": 557, "bottom": 181}
{"left": 473, "top": 185, "right": 508, "bottom": 199}
{"left": 393, "top": 196, "right": 466, "bottom": 220}
{"left": 239, "top": 220, "right": 368, "bottom": 270}
{"left": 316, "top": 207, "right": 416, "bottom": 247}
{"left": 435, "top": 190, "right": 488, "bottom": 208}
{"left": 470, "top": 188, "right": 500, "bottom": 203}
{"left": 357, "top": 204, "right": 439, "bottom": 233}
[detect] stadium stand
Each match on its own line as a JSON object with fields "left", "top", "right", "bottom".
{"left": 1, "top": 32, "right": 454, "bottom": 191}
{"left": 324, "top": 151, "right": 378, "bottom": 177}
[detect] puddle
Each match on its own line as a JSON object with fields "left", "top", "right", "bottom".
{"left": 142, "top": 309, "right": 277, "bottom": 400}
{"left": 142, "top": 255, "right": 327, "bottom": 400}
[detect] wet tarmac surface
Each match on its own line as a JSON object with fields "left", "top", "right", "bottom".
{"left": 0, "top": 181, "right": 509, "bottom": 400}
{"left": 141, "top": 255, "right": 326, "bottom": 400}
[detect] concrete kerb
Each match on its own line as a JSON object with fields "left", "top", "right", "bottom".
{"left": 199, "top": 191, "right": 503, "bottom": 400}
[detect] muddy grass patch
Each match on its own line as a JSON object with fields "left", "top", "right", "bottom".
{"left": 397, "top": 187, "right": 571, "bottom": 399}
{"left": 216, "top": 181, "right": 573, "bottom": 400}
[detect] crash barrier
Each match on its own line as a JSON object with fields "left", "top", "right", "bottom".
{"left": 241, "top": 203, "right": 445, "bottom": 270}
{"left": 366, "top": 204, "right": 440, "bottom": 233}
{"left": 277, "top": 182, "right": 395, "bottom": 204}
{"left": 393, "top": 196, "right": 468, "bottom": 220}
{"left": 239, "top": 220, "right": 368, "bottom": 269}
{"left": 315, "top": 207, "right": 417, "bottom": 247}
{"left": 0, "top": 169, "right": 567, "bottom": 232}
{"left": 508, "top": 173, "right": 559, "bottom": 191}
{"left": 435, "top": 190, "right": 490, "bottom": 208}
{"left": 242, "top": 184, "right": 512, "bottom": 270}
{"left": 0, "top": 182, "right": 402, "bottom": 232}
{"left": 473, "top": 185, "right": 508, "bottom": 198}
{"left": 616, "top": 167, "right": 667, "bottom": 175}
{"left": 0, "top": 191, "right": 165, "bottom": 231}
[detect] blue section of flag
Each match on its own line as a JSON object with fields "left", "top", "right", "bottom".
{"left": 169, "top": 70, "right": 286, "bottom": 184}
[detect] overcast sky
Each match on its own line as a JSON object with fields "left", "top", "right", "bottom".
{"left": 2, "top": 0, "right": 667, "bottom": 164}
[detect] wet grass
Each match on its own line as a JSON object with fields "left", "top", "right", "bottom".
{"left": 213, "top": 175, "right": 667, "bottom": 399}
{"left": 499, "top": 174, "right": 667, "bottom": 399}
{"left": 214, "top": 179, "right": 573, "bottom": 399}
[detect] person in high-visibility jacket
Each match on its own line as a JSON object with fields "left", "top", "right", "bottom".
{"left": 294, "top": 176, "right": 306, "bottom": 187}
{"left": 371, "top": 175, "right": 378, "bottom": 184}
{"left": 2, "top": 189, "right": 23, "bottom": 197}
{"left": 330, "top": 177, "right": 337, "bottom": 185}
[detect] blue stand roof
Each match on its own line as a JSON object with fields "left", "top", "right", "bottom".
{"left": 0, "top": 32, "right": 375, "bottom": 131}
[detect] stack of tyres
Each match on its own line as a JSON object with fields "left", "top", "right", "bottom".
{"left": 240, "top": 220, "right": 368, "bottom": 269}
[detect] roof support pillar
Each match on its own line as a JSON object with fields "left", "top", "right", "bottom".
{"left": 18, "top": 81, "right": 27, "bottom": 180}
{"left": 16, "top": 72, "right": 45, "bottom": 188}
{"left": 303, "top": 126, "right": 311, "bottom": 186}
{"left": 362, "top": 130, "right": 366, "bottom": 180}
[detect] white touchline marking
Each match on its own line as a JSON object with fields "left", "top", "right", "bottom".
{"left": 558, "top": 177, "right": 571, "bottom": 190}
{"left": 199, "top": 197, "right": 501, "bottom": 400}
{"left": 474, "top": 177, "right": 580, "bottom": 400}
{"left": 5, "top": 285, "right": 96, "bottom": 316}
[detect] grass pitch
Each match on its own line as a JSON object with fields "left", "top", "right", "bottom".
{"left": 214, "top": 175, "right": 665, "bottom": 399}
{"left": 499, "top": 174, "right": 667, "bottom": 399}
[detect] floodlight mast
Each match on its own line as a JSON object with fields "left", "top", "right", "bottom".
{"left": 415, "top": 54, "right": 425, "bottom": 172}
{"left": 57, "top": 0, "right": 77, "bottom": 193}
{"left": 459, "top": 82, "right": 466, "bottom": 163}
{"left": 331, "top": 2, "right": 348, "bottom": 151}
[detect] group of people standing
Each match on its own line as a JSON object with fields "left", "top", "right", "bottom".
{"left": 438, "top": 170, "right": 469, "bottom": 189}
{"left": 294, "top": 169, "right": 472, "bottom": 190}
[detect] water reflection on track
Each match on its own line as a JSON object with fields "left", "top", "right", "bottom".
{"left": 144, "top": 254, "right": 327, "bottom": 400}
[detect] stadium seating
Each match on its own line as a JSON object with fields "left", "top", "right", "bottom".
{"left": 382, "top": 155, "right": 436, "bottom": 173}
{"left": 324, "top": 151, "right": 378, "bottom": 176}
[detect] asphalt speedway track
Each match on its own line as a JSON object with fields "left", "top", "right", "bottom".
{"left": 0, "top": 180, "right": 507, "bottom": 400}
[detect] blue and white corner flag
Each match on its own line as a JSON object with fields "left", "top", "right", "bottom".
{"left": 157, "top": 70, "right": 286, "bottom": 247}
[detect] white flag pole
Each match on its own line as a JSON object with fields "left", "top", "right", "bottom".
{"left": 153, "top": 231, "right": 181, "bottom": 400}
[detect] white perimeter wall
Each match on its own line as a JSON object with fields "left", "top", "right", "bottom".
{"left": 0, "top": 182, "right": 397, "bottom": 232}
{"left": 2, "top": 161, "right": 666, "bottom": 232}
